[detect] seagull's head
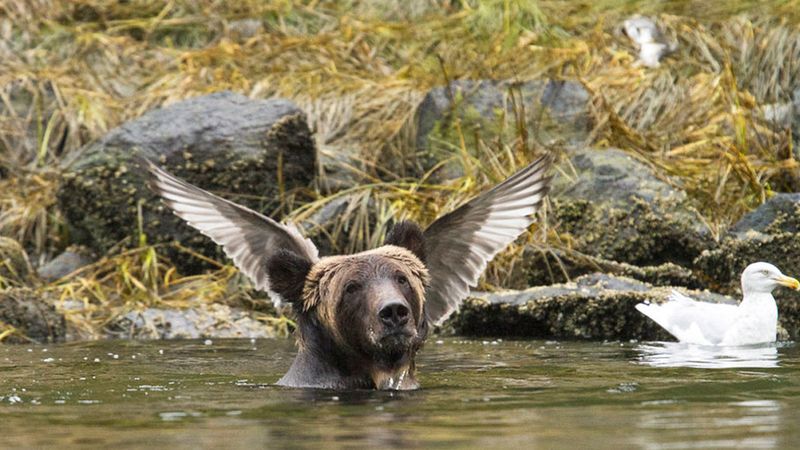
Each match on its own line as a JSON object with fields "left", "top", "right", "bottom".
{"left": 741, "top": 262, "right": 800, "bottom": 295}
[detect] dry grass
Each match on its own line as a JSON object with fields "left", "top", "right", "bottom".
{"left": 2, "top": 0, "right": 800, "bottom": 339}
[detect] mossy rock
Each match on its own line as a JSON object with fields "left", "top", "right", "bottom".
{"left": 522, "top": 247, "right": 703, "bottom": 289}
{"left": 0, "top": 288, "right": 66, "bottom": 343}
{"left": 695, "top": 193, "right": 800, "bottom": 293}
{"left": 553, "top": 197, "right": 708, "bottom": 267}
{"left": 57, "top": 91, "right": 316, "bottom": 273}
{"left": 444, "top": 273, "right": 731, "bottom": 340}
{"left": 548, "top": 148, "right": 711, "bottom": 267}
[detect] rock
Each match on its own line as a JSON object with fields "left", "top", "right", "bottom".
{"left": 444, "top": 273, "right": 732, "bottom": 340}
{"left": 0, "top": 237, "right": 33, "bottom": 288}
{"left": 37, "top": 247, "right": 95, "bottom": 282}
{"left": 316, "top": 144, "right": 362, "bottom": 193}
{"left": 109, "top": 304, "right": 275, "bottom": 339}
{"left": 695, "top": 193, "right": 800, "bottom": 293}
{"left": 521, "top": 247, "right": 703, "bottom": 289}
{"left": 540, "top": 80, "right": 592, "bottom": 131}
{"left": 553, "top": 148, "right": 682, "bottom": 206}
{"left": 413, "top": 79, "right": 591, "bottom": 179}
{"left": 0, "top": 288, "right": 66, "bottom": 343}
{"left": 227, "top": 18, "right": 262, "bottom": 41}
{"left": 57, "top": 91, "right": 316, "bottom": 273}
{"left": 729, "top": 193, "right": 800, "bottom": 237}
{"left": 548, "top": 148, "right": 709, "bottom": 267}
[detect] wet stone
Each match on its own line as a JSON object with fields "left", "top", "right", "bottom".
{"left": 110, "top": 304, "right": 275, "bottom": 340}
{"left": 695, "top": 194, "right": 800, "bottom": 299}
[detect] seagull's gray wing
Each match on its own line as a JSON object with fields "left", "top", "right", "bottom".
{"left": 147, "top": 161, "right": 319, "bottom": 297}
{"left": 422, "top": 155, "right": 552, "bottom": 325}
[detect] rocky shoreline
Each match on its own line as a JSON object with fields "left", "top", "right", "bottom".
{"left": 5, "top": 80, "right": 800, "bottom": 343}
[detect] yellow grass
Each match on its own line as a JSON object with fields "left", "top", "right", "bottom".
{"left": 2, "top": 0, "right": 800, "bottom": 338}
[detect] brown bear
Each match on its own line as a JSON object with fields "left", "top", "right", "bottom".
{"left": 147, "top": 154, "right": 551, "bottom": 390}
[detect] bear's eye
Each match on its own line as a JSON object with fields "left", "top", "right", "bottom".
{"left": 344, "top": 281, "right": 361, "bottom": 295}
{"left": 396, "top": 274, "right": 409, "bottom": 286}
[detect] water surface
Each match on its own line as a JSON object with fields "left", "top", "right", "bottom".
{"left": 2, "top": 338, "right": 799, "bottom": 449}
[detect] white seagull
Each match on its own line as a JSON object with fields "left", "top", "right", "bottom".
{"left": 622, "top": 15, "right": 677, "bottom": 68}
{"left": 636, "top": 262, "right": 799, "bottom": 346}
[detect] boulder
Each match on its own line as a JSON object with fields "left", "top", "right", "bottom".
{"left": 729, "top": 193, "right": 800, "bottom": 237}
{"left": 109, "top": 304, "right": 275, "bottom": 339}
{"left": 547, "top": 148, "right": 709, "bottom": 268}
{"left": 445, "top": 273, "right": 735, "bottom": 340}
{"left": 412, "top": 79, "right": 591, "bottom": 179}
{"left": 0, "top": 288, "right": 66, "bottom": 343}
{"left": 694, "top": 194, "right": 800, "bottom": 297}
{"left": 37, "top": 247, "right": 95, "bottom": 282}
{"left": 521, "top": 247, "right": 703, "bottom": 289}
{"left": 57, "top": 91, "right": 316, "bottom": 273}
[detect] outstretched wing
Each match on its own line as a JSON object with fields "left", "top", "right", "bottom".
{"left": 146, "top": 161, "right": 319, "bottom": 296}
{"left": 422, "top": 155, "right": 552, "bottom": 325}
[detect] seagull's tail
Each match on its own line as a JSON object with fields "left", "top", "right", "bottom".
{"left": 635, "top": 291, "right": 686, "bottom": 340}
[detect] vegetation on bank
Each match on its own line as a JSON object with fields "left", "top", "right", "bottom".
{"left": 1, "top": 0, "right": 800, "bottom": 341}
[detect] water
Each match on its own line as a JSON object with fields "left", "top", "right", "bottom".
{"left": 1, "top": 338, "right": 799, "bottom": 449}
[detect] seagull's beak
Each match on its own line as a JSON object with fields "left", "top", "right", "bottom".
{"left": 776, "top": 275, "right": 800, "bottom": 290}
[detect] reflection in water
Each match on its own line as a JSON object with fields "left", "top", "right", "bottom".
{"left": 635, "top": 400, "right": 782, "bottom": 449}
{"left": 636, "top": 342, "right": 779, "bottom": 368}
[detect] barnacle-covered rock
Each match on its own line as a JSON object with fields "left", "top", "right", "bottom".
{"left": 446, "top": 273, "right": 734, "bottom": 340}
{"left": 548, "top": 148, "right": 710, "bottom": 268}
{"left": 57, "top": 91, "right": 316, "bottom": 273}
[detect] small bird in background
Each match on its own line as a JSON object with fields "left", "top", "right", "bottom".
{"left": 636, "top": 262, "right": 800, "bottom": 346}
{"left": 622, "top": 15, "right": 678, "bottom": 68}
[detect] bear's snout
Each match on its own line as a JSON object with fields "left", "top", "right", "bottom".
{"left": 378, "top": 300, "right": 411, "bottom": 329}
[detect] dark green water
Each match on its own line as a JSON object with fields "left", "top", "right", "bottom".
{"left": 1, "top": 338, "right": 799, "bottom": 449}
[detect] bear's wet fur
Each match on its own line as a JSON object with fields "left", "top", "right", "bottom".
{"left": 267, "top": 237, "right": 430, "bottom": 390}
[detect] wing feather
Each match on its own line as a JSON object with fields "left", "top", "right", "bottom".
{"left": 422, "top": 155, "right": 552, "bottom": 325}
{"left": 146, "top": 161, "right": 319, "bottom": 298}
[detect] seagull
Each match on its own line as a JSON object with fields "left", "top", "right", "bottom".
{"left": 636, "top": 262, "right": 800, "bottom": 346}
{"left": 622, "top": 15, "right": 677, "bottom": 68}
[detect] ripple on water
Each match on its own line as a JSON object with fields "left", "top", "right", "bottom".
{"left": 0, "top": 338, "right": 798, "bottom": 449}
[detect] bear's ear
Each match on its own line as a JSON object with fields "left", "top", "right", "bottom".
{"left": 385, "top": 220, "right": 426, "bottom": 263}
{"left": 266, "top": 249, "right": 313, "bottom": 305}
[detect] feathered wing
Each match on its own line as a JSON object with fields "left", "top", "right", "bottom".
{"left": 635, "top": 291, "right": 738, "bottom": 345}
{"left": 422, "top": 155, "right": 552, "bottom": 325}
{"left": 146, "top": 161, "right": 319, "bottom": 300}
